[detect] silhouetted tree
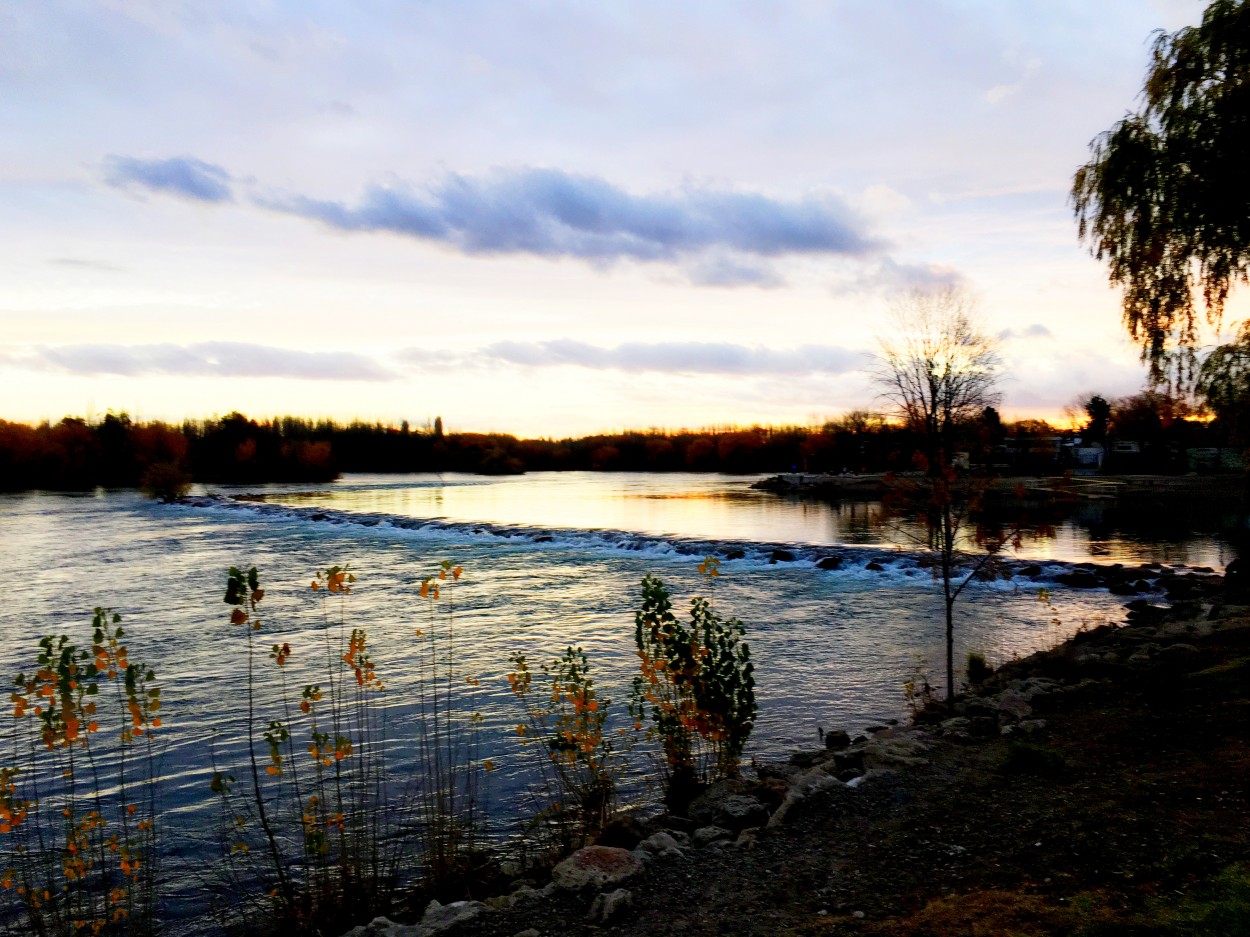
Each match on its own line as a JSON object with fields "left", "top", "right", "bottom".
{"left": 1197, "top": 321, "right": 1250, "bottom": 447}
{"left": 1073, "top": 0, "right": 1250, "bottom": 382}
{"left": 1083, "top": 395, "right": 1112, "bottom": 443}
{"left": 875, "top": 286, "right": 1007, "bottom": 703}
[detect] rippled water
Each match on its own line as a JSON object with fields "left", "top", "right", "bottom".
{"left": 0, "top": 472, "right": 1235, "bottom": 931}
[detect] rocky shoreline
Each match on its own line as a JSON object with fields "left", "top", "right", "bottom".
{"left": 341, "top": 568, "right": 1250, "bottom": 937}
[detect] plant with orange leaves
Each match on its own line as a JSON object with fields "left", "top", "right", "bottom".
{"left": 629, "top": 562, "right": 757, "bottom": 808}
{"left": 1, "top": 608, "right": 164, "bottom": 936}
{"left": 507, "top": 645, "right": 630, "bottom": 851}
{"left": 410, "top": 560, "right": 494, "bottom": 898}
{"left": 209, "top": 563, "right": 405, "bottom": 933}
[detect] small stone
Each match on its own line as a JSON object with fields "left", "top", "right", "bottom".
{"left": 733, "top": 828, "right": 760, "bottom": 849}
{"left": 419, "top": 899, "right": 489, "bottom": 935}
{"left": 853, "top": 910, "right": 866, "bottom": 919}
{"left": 588, "top": 888, "right": 633, "bottom": 923}
{"left": 692, "top": 825, "right": 733, "bottom": 846}
{"left": 637, "top": 831, "right": 686, "bottom": 857}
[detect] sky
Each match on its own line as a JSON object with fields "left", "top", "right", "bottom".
{"left": 2, "top": 0, "right": 1240, "bottom": 437}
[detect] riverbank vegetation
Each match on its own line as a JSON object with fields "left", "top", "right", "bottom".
{"left": 0, "top": 560, "right": 755, "bottom": 936}
{"left": 1, "top": 389, "right": 1242, "bottom": 493}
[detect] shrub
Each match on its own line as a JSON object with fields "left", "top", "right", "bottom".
{"left": 967, "top": 651, "right": 993, "bottom": 687}
{"left": 138, "top": 461, "right": 191, "bottom": 501}
{"left": 1, "top": 609, "right": 163, "bottom": 936}
{"left": 410, "top": 561, "right": 492, "bottom": 899}
{"left": 507, "top": 646, "right": 630, "bottom": 851}
{"left": 210, "top": 564, "right": 398, "bottom": 933}
{"left": 629, "top": 561, "right": 756, "bottom": 804}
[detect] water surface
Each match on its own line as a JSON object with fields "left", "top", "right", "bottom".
{"left": 0, "top": 472, "right": 1233, "bottom": 931}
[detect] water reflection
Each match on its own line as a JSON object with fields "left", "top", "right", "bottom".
{"left": 256, "top": 472, "right": 1242, "bottom": 568}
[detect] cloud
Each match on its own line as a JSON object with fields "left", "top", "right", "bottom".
{"left": 686, "top": 253, "right": 782, "bottom": 288}
{"left": 262, "top": 168, "right": 883, "bottom": 266}
{"left": 30, "top": 342, "right": 395, "bottom": 381}
{"left": 397, "top": 339, "right": 863, "bottom": 376}
{"left": 836, "top": 256, "right": 964, "bottom": 295}
{"left": 983, "top": 83, "right": 1021, "bottom": 105}
{"left": 47, "top": 257, "right": 125, "bottom": 272}
{"left": 101, "top": 157, "right": 898, "bottom": 284}
{"left": 103, "top": 155, "right": 235, "bottom": 203}
{"left": 999, "top": 323, "right": 1053, "bottom": 340}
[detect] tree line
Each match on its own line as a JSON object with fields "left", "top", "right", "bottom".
{"left": 0, "top": 394, "right": 1238, "bottom": 494}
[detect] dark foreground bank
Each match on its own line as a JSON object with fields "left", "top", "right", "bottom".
{"left": 343, "top": 580, "right": 1250, "bottom": 937}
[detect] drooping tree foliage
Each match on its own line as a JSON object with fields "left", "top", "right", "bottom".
{"left": 1072, "top": 0, "right": 1250, "bottom": 383}
{"left": 1197, "top": 321, "right": 1250, "bottom": 445}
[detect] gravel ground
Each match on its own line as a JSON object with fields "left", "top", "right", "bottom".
{"left": 452, "top": 597, "right": 1250, "bottom": 937}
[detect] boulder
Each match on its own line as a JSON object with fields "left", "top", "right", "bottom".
{"left": 823, "top": 729, "right": 851, "bottom": 750}
{"left": 1225, "top": 558, "right": 1248, "bottom": 598}
{"left": 636, "top": 831, "right": 686, "bottom": 858}
{"left": 419, "top": 901, "right": 489, "bottom": 935}
{"left": 1155, "top": 642, "right": 1199, "bottom": 659}
{"left": 1056, "top": 571, "right": 1100, "bottom": 589}
{"left": 551, "top": 845, "right": 642, "bottom": 892}
{"left": 595, "top": 813, "right": 647, "bottom": 850}
{"left": 341, "top": 903, "right": 490, "bottom": 937}
{"left": 862, "top": 734, "right": 930, "bottom": 770}
{"left": 832, "top": 748, "right": 866, "bottom": 777}
{"left": 865, "top": 561, "right": 885, "bottom": 572}
{"left": 687, "top": 785, "right": 770, "bottom": 831}
{"left": 692, "top": 825, "right": 734, "bottom": 846}
{"left": 996, "top": 689, "right": 1034, "bottom": 722}
{"left": 770, "top": 549, "right": 797, "bottom": 563}
{"left": 816, "top": 556, "right": 843, "bottom": 570}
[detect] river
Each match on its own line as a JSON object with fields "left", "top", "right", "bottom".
{"left": 0, "top": 471, "right": 1239, "bottom": 932}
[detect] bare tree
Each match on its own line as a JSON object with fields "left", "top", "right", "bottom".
{"left": 875, "top": 286, "right": 1007, "bottom": 703}
{"left": 877, "top": 286, "right": 1002, "bottom": 466}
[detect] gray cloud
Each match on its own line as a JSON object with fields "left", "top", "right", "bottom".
{"left": 103, "top": 155, "right": 234, "bottom": 203}
{"left": 397, "top": 339, "right": 862, "bottom": 376}
{"left": 263, "top": 168, "right": 882, "bottom": 265}
{"left": 839, "top": 256, "right": 965, "bottom": 295}
{"left": 686, "top": 253, "right": 782, "bottom": 288}
{"left": 999, "top": 323, "right": 1054, "bottom": 340}
{"left": 102, "top": 157, "right": 891, "bottom": 282}
{"left": 33, "top": 342, "right": 394, "bottom": 381}
{"left": 47, "top": 257, "right": 125, "bottom": 272}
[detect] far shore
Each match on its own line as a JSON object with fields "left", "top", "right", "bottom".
{"left": 753, "top": 471, "right": 1249, "bottom": 505}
